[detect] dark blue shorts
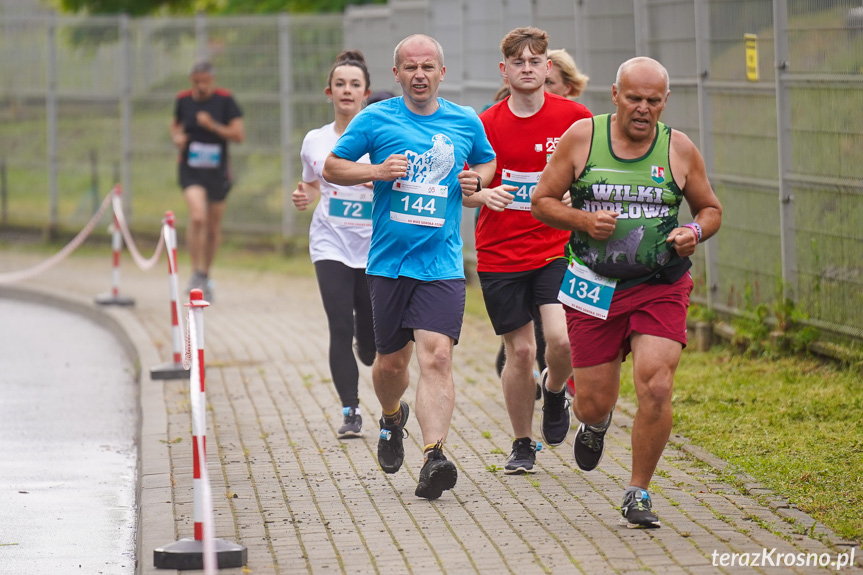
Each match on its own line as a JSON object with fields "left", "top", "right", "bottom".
{"left": 367, "top": 275, "right": 466, "bottom": 354}
{"left": 477, "top": 258, "right": 567, "bottom": 336}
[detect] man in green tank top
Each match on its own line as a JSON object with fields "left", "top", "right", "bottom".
{"left": 531, "top": 57, "right": 722, "bottom": 528}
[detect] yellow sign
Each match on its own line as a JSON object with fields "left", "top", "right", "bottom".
{"left": 745, "top": 33, "right": 759, "bottom": 82}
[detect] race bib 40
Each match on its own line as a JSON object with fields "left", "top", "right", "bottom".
{"left": 502, "top": 169, "right": 541, "bottom": 212}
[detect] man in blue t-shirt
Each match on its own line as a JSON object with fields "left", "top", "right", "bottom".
{"left": 324, "top": 34, "right": 496, "bottom": 500}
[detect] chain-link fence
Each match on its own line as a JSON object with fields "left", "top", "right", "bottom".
{"left": 1, "top": 0, "right": 862, "bottom": 341}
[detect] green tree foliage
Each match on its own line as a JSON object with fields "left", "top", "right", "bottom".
{"left": 55, "top": 0, "right": 385, "bottom": 15}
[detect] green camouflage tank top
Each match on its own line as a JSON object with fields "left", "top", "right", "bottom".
{"left": 568, "top": 114, "right": 684, "bottom": 282}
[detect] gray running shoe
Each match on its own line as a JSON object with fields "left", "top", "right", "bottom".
{"left": 186, "top": 271, "right": 206, "bottom": 295}
{"left": 415, "top": 440, "right": 457, "bottom": 500}
{"left": 540, "top": 369, "right": 571, "bottom": 446}
{"left": 504, "top": 437, "right": 542, "bottom": 474}
{"left": 202, "top": 277, "right": 214, "bottom": 303}
{"left": 337, "top": 406, "right": 363, "bottom": 438}
{"left": 619, "top": 488, "right": 661, "bottom": 528}
{"left": 377, "top": 401, "right": 409, "bottom": 474}
{"left": 573, "top": 409, "right": 613, "bottom": 471}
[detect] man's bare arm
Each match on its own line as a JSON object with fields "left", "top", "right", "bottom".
{"left": 195, "top": 112, "right": 245, "bottom": 143}
{"left": 461, "top": 158, "right": 518, "bottom": 209}
{"left": 531, "top": 119, "right": 619, "bottom": 240}
{"left": 170, "top": 119, "right": 187, "bottom": 151}
{"left": 323, "top": 153, "right": 408, "bottom": 186}
{"left": 664, "top": 130, "right": 723, "bottom": 257}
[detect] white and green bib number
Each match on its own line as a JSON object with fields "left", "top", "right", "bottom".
{"left": 502, "top": 169, "right": 541, "bottom": 211}
{"left": 187, "top": 141, "right": 221, "bottom": 169}
{"left": 390, "top": 179, "right": 447, "bottom": 228}
{"left": 558, "top": 258, "right": 617, "bottom": 320}
{"left": 328, "top": 188, "right": 372, "bottom": 227}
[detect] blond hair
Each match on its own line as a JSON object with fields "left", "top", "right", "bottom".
{"left": 548, "top": 49, "right": 589, "bottom": 98}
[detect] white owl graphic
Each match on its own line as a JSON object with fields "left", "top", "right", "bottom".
{"left": 405, "top": 134, "right": 455, "bottom": 185}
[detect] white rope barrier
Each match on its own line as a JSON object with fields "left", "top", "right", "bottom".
{"left": 0, "top": 184, "right": 166, "bottom": 285}
{"left": 111, "top": 192, "right": 165, "bottom": 271}
{"left": 0, "top": 190, "right": 114, "bottom": 284}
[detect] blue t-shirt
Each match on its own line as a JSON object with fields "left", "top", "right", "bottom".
{"left": 331, "top": 97, "right": 495, "bottom": 281}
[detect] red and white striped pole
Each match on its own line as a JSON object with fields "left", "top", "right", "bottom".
{"left": 95, "top": 184, "right": 134, "bottom": 306}
{"left": 150, "top": 211, "right": 190, "bottom": 380}
{"left": 153, "top": 288, "right": 246, "bottom": 570}
{"left": 187, "top": 288, "right": 209, "bottom": 543}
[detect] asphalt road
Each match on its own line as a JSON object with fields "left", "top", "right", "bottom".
{"left": 0, "top": 298, "right": 137, "bottom": 575}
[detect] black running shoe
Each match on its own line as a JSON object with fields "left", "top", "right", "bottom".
{"left": 573, "top": 409, "right": 612, "bottom": 471}
{"left": 337, "top": 406, "right": 363, "bottom": 438}
{"left": 619, "top": 488, "right": 661, "bottom": 528}
{"left": 540, "top": 369, "right": 571, "bottom": 446}
{"left": 504, "top": 437, "right": 542, "bottom": 474}
{"left": 377, "top": 401, "right": 410, "bottom": 474}
{"left": 353, "top": 341, "right": 376, "bottom": 367}
{"left": 415, "top": 441, "right": 458, "bottom": 500}
{"left": 495, "top": 343, "right": 505, "bottom": 377}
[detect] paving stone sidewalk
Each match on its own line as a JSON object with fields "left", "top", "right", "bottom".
{"left": 3, "top": 251, "right": 860, "bottom": 575}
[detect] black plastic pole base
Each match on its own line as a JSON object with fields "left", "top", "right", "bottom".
{"left": 154, "top": 537, "right": 247, "bottom": 570}
{"left": 94, "top": 292, "right": 135, "bottom": 306}
{"left": 150, "top": 361, "right": 190, "bottom": 380}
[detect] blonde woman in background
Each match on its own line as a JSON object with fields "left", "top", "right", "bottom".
{"left": 545, "top": 48, "right": 589, "bottom": 99}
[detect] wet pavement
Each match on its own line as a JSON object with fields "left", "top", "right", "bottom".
{"left": 0, "top": 298, "right": 137, "bottom": 575}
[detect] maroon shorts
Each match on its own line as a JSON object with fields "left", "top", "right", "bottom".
{"left": 565, "top": 272, "right": 693, "bottom": 368}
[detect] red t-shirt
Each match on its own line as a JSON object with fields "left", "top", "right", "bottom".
{"left": 477, "top": 93, "right": 591, "bottom": 272}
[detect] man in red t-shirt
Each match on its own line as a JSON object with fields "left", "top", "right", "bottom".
{"left": 465, "top": 27, "right": 591, "bottom": 474}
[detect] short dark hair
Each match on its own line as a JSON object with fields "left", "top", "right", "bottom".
{"left": 190, "top": 59, "right": 213, "bottom": 75}
{"left": 367, "top": 90, "right": 395, "bottom": 105}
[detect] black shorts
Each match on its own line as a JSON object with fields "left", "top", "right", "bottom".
{"left": 367, "top": 275, "right": 466, "bottom": 355}
{"left": 478, "top": 258, "right": 567, "bottom": 336}
{"left": 179, "top": 164, "right": 232, "bottom": 202}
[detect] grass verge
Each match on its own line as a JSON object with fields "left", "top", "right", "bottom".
{"left": 619, "top": 345, "right": 863, "bottom": 545}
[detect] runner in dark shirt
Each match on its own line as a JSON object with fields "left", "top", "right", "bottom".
{"left": 170, "top": 59, "right": 244, "bottom": 301}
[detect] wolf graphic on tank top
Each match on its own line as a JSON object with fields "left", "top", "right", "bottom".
{"left": 568, "top": 114, "right": 684, "bottom": 281}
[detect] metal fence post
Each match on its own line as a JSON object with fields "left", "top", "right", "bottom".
{"left": 772, "top": 0, "right": 797, "bottom": 299}
{"left": 694, "top": 0, "right": 719, "bottom": 310}
{"left": 46, "top": 11, "right": 58, "bottom": 233}
{"left": 1, "top": 157, "right": 7, "bottom": 223}
{"left": 573, "top": 0, "right": 588, "bottom": 70}
{"left": 278, "top": 13, "right": 295, "bottom": 240}
{"left": 120, "top": 13, "right": 133, "bottom": 216}
{"left": 195, "top": 12, "right": 207, "bottom": 56}
{"left": 633, "top": 0, "right": 650, "bottom": 56}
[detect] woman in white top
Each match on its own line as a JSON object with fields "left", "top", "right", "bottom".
{"left": 292, "top": 50, "right": 378, "bottom": 439}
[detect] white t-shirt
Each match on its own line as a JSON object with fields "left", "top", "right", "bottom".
{"left": 300, "top": 122, "right": 372, "bottom": 268}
